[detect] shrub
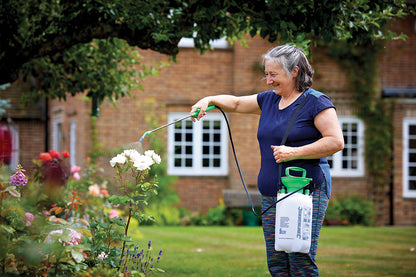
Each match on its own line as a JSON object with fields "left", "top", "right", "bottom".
{"left": 325, "top": 194, "right": 375, "bottom": 226}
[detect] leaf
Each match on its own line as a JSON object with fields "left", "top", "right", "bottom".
{"left": 2, "top": 186, "right": 21, "bottom": 198}
{"left": 0, "top": 224, "right": 15, "bottom": 235}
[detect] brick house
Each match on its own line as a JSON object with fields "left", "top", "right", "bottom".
{"left": 2, "top": 14, "right": 415, "bottom": 226}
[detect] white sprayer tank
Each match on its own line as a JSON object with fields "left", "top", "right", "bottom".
{"left": 275, "top": 167, "right": 313, "bottom": 254}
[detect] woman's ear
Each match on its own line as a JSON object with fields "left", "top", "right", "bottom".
{"left": 291, "top": 66, "right": 299, "bottom": 78}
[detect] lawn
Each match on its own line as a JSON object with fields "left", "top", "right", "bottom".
{"left": 130, "top": 226, "right": 416, "bottom": 277}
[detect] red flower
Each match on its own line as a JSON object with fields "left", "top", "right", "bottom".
{"left": 48, "top": 150, "right": 61, "bottom": 159}
{"left": 38, "top": 152, "right": 53, "bottom": 163}
{"left": 61, "top": 151, "right": 70, "bottom": 158}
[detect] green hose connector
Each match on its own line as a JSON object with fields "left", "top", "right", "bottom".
{"left": 191, "top": 105, "right": 216, "bottom": 118}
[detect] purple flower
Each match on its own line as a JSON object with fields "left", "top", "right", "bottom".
{"left": 10, "top": 166, "right": 28, "bottom": 187}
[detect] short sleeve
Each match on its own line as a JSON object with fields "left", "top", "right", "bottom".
{"left": 257, "top": 90, "right": 276, "bottom": 111}
{"left": 312, "top": 95, "right": 335, "bottom": 118}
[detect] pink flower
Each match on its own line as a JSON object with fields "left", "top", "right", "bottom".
{"left": 45, "top": 228, "right": 82, "bottom": 246}
{"left": 25, "top": 212, "right": 34, "bottom": 227}
{"left": 71, "top": 165, "right": 81, "bottom": 173}
{"left": 73, "top": 172, "right": 80, "bottom": 180}
{"left": 109, "top": 209, "right": 119, "bottom": 219}
{"left": 9, "top": 165, "right": 28, "bottom": 187}
{"left": 71, "top": 165, "right": 81, "bottom": 180}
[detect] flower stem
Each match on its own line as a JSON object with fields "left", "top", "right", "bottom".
{"left": 119, "top": 203, "right": 132, "bottom": 267}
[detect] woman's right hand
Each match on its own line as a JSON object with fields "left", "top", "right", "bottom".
{"left": 190, "top": 97, "right": 211, "bottom": 122}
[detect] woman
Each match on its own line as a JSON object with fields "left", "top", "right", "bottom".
{"left": 191, "top": 45, "right": 344, "bottom": 276}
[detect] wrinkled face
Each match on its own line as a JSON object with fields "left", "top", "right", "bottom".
{"left": 264, "top": 60, "right": 297, "bottom": 95}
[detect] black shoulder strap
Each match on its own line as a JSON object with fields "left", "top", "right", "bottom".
{"left": 280, "top": 92, "right": 308, "bottom": 145}
{"left": 277, "top": 92, "right": 309, "bottom": 187}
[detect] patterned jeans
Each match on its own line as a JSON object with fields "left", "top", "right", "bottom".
{"left": 261, "top": 182, "right": 329, "bottom": 277}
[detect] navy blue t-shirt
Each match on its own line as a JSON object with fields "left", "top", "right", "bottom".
{"left": 256, "top": 88, "right": 335, "bottom": 197}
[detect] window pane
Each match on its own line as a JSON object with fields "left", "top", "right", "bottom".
{"left": 186, "top": 146, "right": 193, "bottom": 154}
{"left": 203, "top": 121, "right": 210, "bottom": 129}
{"left": 409, "top": 139, "right": 416, "bottom": 149}
{"left": 185, "top": 159, "right": 193, "bottom": 167}
{"left": 409, "top": 125, "right": 416, "bottom": 135}
{"left": 327, "top": 156, "right": 333, "bottom": 168}
{"left": 175, "top": 158, "right": 181, "bottom": 167}
{"left": 203, "top": 158, "right": 209, "bottom": 167}
{"left": 214, "top": 146, "right": 220, "bottom": 154}
{"left": 186, "top": 133, "right": 193, "bottom": 142}
{"left": 203, "top": 146, "right": 210, "bottom": 155}
{"left": 410, "top": 180, "right": 416, "bottom": 190}
{"left": 203, "top": 133, "right": 210, "bottom": 142}
{"left": 409, "top": 153, "right": 416, "bottom": 163}
{"left": 214, "top": 159, "right": 221, "bottom": 167}
{"left": 175, "top": 146, "right": 182, "bottom": 154}
{"left": 175, "top": 133, "right": 182, "bottom": 142}
{"left": 409, "top": 167, "right": 416, "bottom": 176}
{"left": 213, "top": 120, "right": 221, "bottom": 129}
{"left": 214, "top": 133, "right": 220, "bottom": 142}
{"left": 186, "top": 121, "right": 193, "bottom": 129}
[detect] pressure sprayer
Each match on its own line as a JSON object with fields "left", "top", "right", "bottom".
{"left": 137, "top": 105, "right": 313, "bottom": 253}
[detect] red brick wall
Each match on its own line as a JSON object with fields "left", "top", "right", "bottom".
{"left": 380, "top": 15, "right": 416, "bottom": 226}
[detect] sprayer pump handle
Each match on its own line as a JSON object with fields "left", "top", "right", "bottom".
{"left": 191, "top": 105, "right": 216, "bottom": 118}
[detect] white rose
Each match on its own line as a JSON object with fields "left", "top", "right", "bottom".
{"left": 145, "top": 150, "right": 161, "bottom": 164}
{"left": 133, "top": 155, "right": 154, "bottom": 171}
{"left": 110, "top": 154, "right": 127, "bottom": 167}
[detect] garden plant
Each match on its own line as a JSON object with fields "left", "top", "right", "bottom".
{"left": 0, "top": 149, "right": 164, "bottom": 276}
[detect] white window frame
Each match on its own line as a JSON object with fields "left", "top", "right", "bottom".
{"left": 167, "top": 112, "right": 228, "bottom": 176}
{"left": 9, "top": 124, "right": 19, "bottom": 170}
{"left": 178, "top": 37, "right": 229, "bottom": 49}
{"left": 52, "top": 118, "right": 63, "bottom": 152}
{"left": 329, "top": 116, "right": 365, "bottom": 177}
{"left": 403, "top": 117, "right": 416, "bottom": 198}
{"left": 69, "top": 120, "right": 77, "bottom": 167}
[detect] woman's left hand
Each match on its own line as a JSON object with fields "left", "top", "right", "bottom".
{"left": 271, "top": 145, "right": 295, "bottom": 163}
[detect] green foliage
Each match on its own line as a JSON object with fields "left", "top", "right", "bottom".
{"left": 325, "top": 194, "right": 375, "bottom": 226}
{"left": 1, "top": 0, "right": 411, "bottom": 89}
{"left": 327, "top": 39, "right": 393, "bottom": 205}
{"left": 20, "top": 37, "right": 163, "bottom": 110}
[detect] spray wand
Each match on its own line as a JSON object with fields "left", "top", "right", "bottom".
{"left": 138, "top": 105, "right": 216, "bottom": 143}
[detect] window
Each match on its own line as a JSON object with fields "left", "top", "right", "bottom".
{"left": 403, "top": 118, "right": 416, "bottom": 198}
{"left": 52, "top": 119, "right": 63, "bottom": 152}
{"left": 69, "top": 121, "right": 77, "bottom": 167}
{"left": 328, "top": 116, "right": 364, "bottom": 177}
{"left": 167, "top": 113, "right": 228, "bottom": 176}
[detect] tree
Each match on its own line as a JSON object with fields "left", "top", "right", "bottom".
{"left": 0, "top": 0, "right": 411, "bottom": 104}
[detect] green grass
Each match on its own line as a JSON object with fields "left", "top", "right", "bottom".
{"left": 130, "top": 226, "right": 416, "bottom": 277}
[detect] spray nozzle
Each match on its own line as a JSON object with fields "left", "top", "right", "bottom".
{"left": 139, "top": 131, "right": 152, "bottom": 143}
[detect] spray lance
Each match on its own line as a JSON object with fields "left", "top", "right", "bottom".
{"left": 138, "top": 105, "right": 216, "bottom": 143}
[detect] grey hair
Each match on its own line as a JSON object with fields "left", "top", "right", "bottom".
{"left": 262, "top": 45, "right": 314, "bottom": 92}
